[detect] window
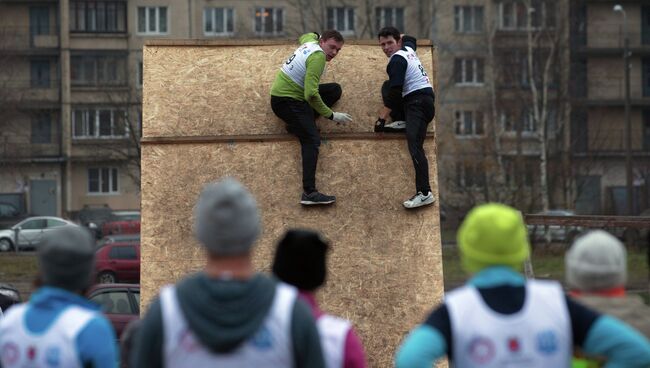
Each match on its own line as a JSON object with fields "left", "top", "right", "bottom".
{"left": 46, "top": 219, "right": 66, "bottom": 228}
{"left": 642, "top": 58, "right": 650, "bottom": 97}
{"left": 88, "top": 167, "right": 119, "bottom": 194}
{"left": 643, "top": 6, "right": 650, "bottom": 45}
{"left": 31, "top": 112, "right": 51, "bottom": 144}
{"left": 327, "top": 7, "right": 355, "bottom": 34}
{"left": 501, "top": 109, "right": 537, "bottom": 134}
{"left": 73, "top": 108, "right": 127, "bottom": 139}
{"left": 137, "top": 6, "right": 168, "bottom": 35}
{"left": 456, "top": 162, "right": 485, "bottom": 188}
{"left": 501, "top": 50, "right": 528, "bottom": 88}
{"left": 454, "top": 58, "right": 484, "bottom": 85}
{"left": 109, "top": 245, "right": 137, "bottom": 260}
{"left": 454, "top": 111, "right": 484, "bottom": 137}
{"left": 254, "top": 7, "right": 283, "bottom": 36}
{"left": 90, "top": 291, "right": 131, "bottom": 314}
{"left": 498, "top": 0, "right": 555, "bottom": 30}
{"left": 71, "top": 54, "right": 127, "bottom": 87}
{"left": 643, "top": 109, "right": 650, "bottom": 151}
{"left": 375, "top": 7, "right": 404, "bottom": 31}
{"left": 29, "top": 6, "right": 50, "bottom": 36}
{"left": 203, "top": 7, "right": 234, "bottom": 36}
{"left": 70, "top": 1, "right": 126, "bottom": 33}
{"left": 31, "top": 59, "right": 50, "bottom": 88}
{"left": 20, "top": 219, "right": 46, "bottom": 230}
{"left": 454, "top": 6, "right": 484, "bottom": 33}
{"left": 503, "top": 158, "right": 535, "bottom": 187}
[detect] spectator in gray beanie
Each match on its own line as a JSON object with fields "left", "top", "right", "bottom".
{"left": 0, "top": 225, "right": 118, "bottom": 368}
{"left": 566, "top": 230, "right": 650, "bottom": 338}
{"left": 132, "top": 177, "right": 325, "bottom": 368}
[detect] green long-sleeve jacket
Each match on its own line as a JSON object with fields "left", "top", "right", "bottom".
{"left": 270, "top": 33, "right": 333, "bottom": 118}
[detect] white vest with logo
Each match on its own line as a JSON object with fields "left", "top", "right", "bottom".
{"left": 317, "top": 314, "right": 351, "bottom": 368}
{"left": 280, "top": 41, "right": 324, "bottom": 88}
{"left": 160, "top": 282, "right": 297, "bottom": 368}
{"left": 445, "top": 280, "right": 571, "bottom": 368}
{"left": 0, "top": 303, "right": 95, "bottom": 368}
{"left": 391, "top": 46, "right": 433, "bottom": 97}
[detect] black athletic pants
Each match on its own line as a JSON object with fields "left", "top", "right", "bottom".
{"left": 404, "top": 92, "right": 435, "bottom": 194}
{"left": 271, "top": 83, "right": 342, "bottom": 193}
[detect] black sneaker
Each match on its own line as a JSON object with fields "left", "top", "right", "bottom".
{"left": 300, "top": 191, "right": 336, "bottom": 205}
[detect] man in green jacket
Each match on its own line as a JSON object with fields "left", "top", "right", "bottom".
{"left": 131, "top": 178, "right": 325, "bottom": 368}
{"left": 271, "top": 30, "right": 352, "bottom": 206}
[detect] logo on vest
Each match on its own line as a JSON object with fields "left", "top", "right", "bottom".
{"left": 535, "top": 330, "right": 558, "bottom": 355}
{"left": 1, "top": 342, "right": 19, "bottom": 365}
{"left": 467, "top": 336, "right": 495, "bottom": 364}
{"left": 45, "top": 346, "right": 60, "bottom": 367}
{"left": 250, "top": 326, "right": 273, "bottom": 350}
{"left": 507, "top": 337, "right": 521, "bottom": 353}
{"left": 27, "top": 346, "right": 36, "bottom": 360}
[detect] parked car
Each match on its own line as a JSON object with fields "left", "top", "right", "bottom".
{"left": 95, "top": 242, "right": 140, "bottom": 283}
{"left": 76, "top": 204, "right": 113, "bottom": 239}
{"left": 0, "top": 283, "right": 21, "bottom": 312}
{"left": 101, "top": 211, "right": 140, "bottom": 237}
{"left": 527, "top": 210, "right": 584, "bottom": 244}
{"left": 0, "top": 202, "right": 29, "bottom": 230}
{"left": 0, "top": 216, "right": 79, "bottom": 252}
{"left": 86, "top": 283, "right": 140, "bottom": 339}
{"left": 96, "top": 234, "right": 140, "bottom": 248}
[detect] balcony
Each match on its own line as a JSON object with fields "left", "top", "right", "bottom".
{"left": 0, "top": 140, "right": 63, "bottom": 162}
{"left": 1, "top": 79, "right": 60, "bottom": 106}
{"left": 0, "top": 26, "right": 59, "bottom": 54}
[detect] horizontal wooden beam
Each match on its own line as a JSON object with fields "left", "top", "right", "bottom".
{"left": 145, "top": 39, "right": 434, "bottom": 47}
{"left": 524, "top": 214, "right": 650, "bottom": 229}
{"left": 141, "top": 132, "right": 435, "bottom": 144}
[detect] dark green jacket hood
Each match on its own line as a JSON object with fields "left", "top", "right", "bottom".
{"left": 175, "top": 272, "right": 276, "bottom": 353}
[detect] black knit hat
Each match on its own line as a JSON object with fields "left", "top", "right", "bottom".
{"left": 272, "top": 229, "right": 329, "bottom": 291}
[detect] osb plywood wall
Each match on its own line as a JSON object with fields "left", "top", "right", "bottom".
{"left": 142, "top": 40, "right": 444, "bottom": 368}
{"left": 143, "top": 40, "right": 436, "bottom": 137}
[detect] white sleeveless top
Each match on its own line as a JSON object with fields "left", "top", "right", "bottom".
{"left": 391, "top": 46, "right": 433, "bottom": 96}
{"left": 317, "top": 314, "right": 351, "bottom": 368}
{"left": 161, "top": 282, "right": 297, "bottom": 368}
{"left": 445, "top": 280, "right": 571, "bottom": 368}
{"left": 0, "top": 303, "right": 96, "bottom": 368}
{"left": 280, "top": 41, "right": 324, "bottom": 88}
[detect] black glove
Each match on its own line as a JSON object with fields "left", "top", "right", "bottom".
{"left": 374, "top": 118, "right": 386, "bottom": 132}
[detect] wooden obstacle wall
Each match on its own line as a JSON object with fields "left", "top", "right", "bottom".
{"left": 142, "top": 39, "right": 444, "bottom": 367}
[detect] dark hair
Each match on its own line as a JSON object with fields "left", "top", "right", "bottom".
{"left": 272, "top": 229, "right": 329, "bottom": 291}
{"left": 321, "top": 29, "right": 344, "bottom": 43}
{"left": 378, "top": 26, "right": 401, "bottom": 40}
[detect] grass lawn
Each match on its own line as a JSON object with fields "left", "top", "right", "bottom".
{"left": 441, "top": 245, "right": 650, "bottom": 294}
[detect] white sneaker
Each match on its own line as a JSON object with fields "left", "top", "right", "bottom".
{"left": 385, "top": 120, "right": 406, "bottom": 129}
{"left": 403, "top": 191, "right": 435, "bottom": 209}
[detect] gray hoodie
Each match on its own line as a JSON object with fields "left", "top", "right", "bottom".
{"left": 131, "top": 273, "right": 325, "bottom": 367}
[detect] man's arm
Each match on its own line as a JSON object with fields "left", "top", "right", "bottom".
{"left": 582, "top": 316, "right": 650, "bottom": 367}
{"left": 77, "top": 316, "right": 119, "bottom": 368}
{"left": 401, "top": 35, "right": 417, "bottom": 51}
{"left": 290, "top": 298, "right": 326, "bottom": 368}
{"left": 304, "top": 52, "right": 334, "bottom": 118}
{"left": 130, "top": 298, "right": 164, "bottom": 368}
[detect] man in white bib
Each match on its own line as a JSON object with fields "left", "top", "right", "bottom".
{"left": 395, "top": 203, "right": 650, "bottom": 368}
{"left": 376, "top": 27, "right": 435, "bottom": 209}
{"left": 271, "top": 30, "right": 353, "bottom": 206}
{"left": 272, "top": 229, "right": 367, "bottom": 368}
{"left": 131, "top": 178, "right": 326, "bottom": 368}
{"left": 0, "top": 226, "right": 118, "bottom": 368}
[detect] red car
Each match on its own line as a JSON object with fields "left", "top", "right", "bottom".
{"left": 95, "top": 242, "right": 140, "bottom": 284}
{"left": 101, "top": 211, "right": 140, "bottom": 237}
{"left": 86, "top": 283, "right": 139, "bottom": 339}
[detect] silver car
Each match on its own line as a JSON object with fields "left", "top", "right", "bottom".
{"left": 0, "top": 216, "right": 79, "bottom": 252}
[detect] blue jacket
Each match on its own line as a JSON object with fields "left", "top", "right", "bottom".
{"left": 396, "top": 267, "right": 650, "bottom": 368}
{"left": 0, "top": 286, "right": 118, "bottom": 368}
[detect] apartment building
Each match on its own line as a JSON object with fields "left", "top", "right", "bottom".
{"left": 571, "top": 1, "right": 650, "bottom": 215}
{"left": 0, "top": 0, "right": 435, "bottom": 219}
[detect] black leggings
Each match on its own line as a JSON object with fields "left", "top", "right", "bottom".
{"left": 271, "top": 83, "right": 342, "bottom": 193}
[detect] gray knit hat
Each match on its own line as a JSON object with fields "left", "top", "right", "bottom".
{"left": 565, "top": 230, "right": 627, "bottom": 292}
{"left": 38, "top": 225, "right": 96, "bottom": 291}
{"left": 194, "top": 177, "right": 261, "bottom": 256}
